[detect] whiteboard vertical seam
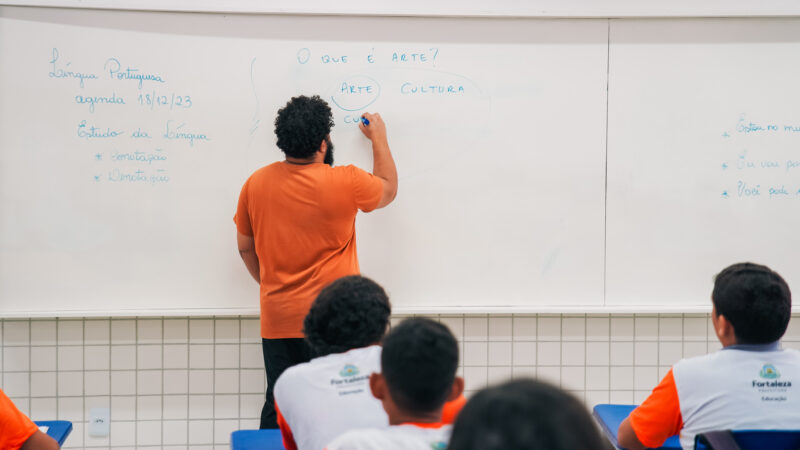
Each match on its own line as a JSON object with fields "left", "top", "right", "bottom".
{"left": 603, "top": 19, "right": 611, "bottom": 307}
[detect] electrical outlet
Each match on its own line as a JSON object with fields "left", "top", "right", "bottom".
{"left": 88, "top": 408, "right": 110, "bottom": 437}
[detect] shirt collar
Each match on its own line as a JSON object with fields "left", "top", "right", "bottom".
{"left": 723, "top": 341, "right": 781, "bottom": 352}
{"left": 399, "top": 422, "right": 447, "bottom": 429}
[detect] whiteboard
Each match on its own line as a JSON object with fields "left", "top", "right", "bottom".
{"left": 0, "top": 6, "right": 608, "bottom": 316}
{"left": 606, "top": 19, "right": 800, "bottom": 308}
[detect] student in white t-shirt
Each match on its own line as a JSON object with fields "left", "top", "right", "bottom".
{"left": 326, "top": 317, "right": 464, "bottom": 450}
{"left": 619, "top": 262, "right": 800, "bottom": 450}
{"left": 273, "top": 275, "right": 391, "bottom": 450}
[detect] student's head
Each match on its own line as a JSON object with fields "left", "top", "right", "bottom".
{"left": 370, "top": 318, "right": 462, "bottom": 420}
{"left": 448, "top": 379, "right": 609, "bottom": 450}
{"left": 303, "top": 275, "right": 391, "bottom": 357}
{"left": 711, "top": 262, "right": 792, "bottom": 345}
{"left": 274, "top": 95, "right": 334, "bottom": 160}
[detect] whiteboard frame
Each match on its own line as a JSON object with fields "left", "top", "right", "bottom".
{"left": 2, "top": 0, "right": 800, "bottom": 18}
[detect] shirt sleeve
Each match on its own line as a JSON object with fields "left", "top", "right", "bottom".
{"left": 0, "top": 389, "right": 39, "bottom": 450}
{"left": 275, "top": 403, "right": 298, "bottom": 450}
{"left": 233, "top": 178, "right": 254, "bottom": 236}
{"left": 628, "top": 368, "right": 683, "bottom": 448}
{"left": 346, "top": 165, "right": 384, "bottom": 212}
{"left": 442, "top": 395, "right": 467, "bottom": 424}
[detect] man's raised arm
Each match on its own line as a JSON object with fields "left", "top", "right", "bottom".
{"left": 359, "top": 112, "right": 397, "bottom": 209}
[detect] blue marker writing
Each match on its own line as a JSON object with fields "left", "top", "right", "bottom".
{"left": 361, "top": 116, "right": 370, "bottom": 126}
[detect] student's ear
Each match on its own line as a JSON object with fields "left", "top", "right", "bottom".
{"left": 370, "top": 372, "right": 387, "bottom": 401}
{"left": 712, "top": 307, "right": 737, "bottom": 346}
{"left": 447, "top": 376, "right": 465, "bottom": 402}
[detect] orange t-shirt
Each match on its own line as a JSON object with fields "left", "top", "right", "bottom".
{"left": 234, "top": 162, "right": 383, "bottom": 339}
{"left": 0, "top": 389, "right": 39, "bottom": 450}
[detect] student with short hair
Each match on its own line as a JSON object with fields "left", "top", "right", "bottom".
{"left": 447, "top": 379, "right": 610, "bottom": 450}
{"left": 326, "top": 317, "right": 464, "bottom": 450}
{"left": 0, "top": 389, "right": 59, "bottom": 450}
{"left": 618, "top": 262, "right": 800, "bottom": 450}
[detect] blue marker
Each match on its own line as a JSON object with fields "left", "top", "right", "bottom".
{"left": 360, "top": 116, "right": 370, "bottom": 126}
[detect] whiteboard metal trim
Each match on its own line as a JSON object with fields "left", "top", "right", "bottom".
{"left": 0, "top": 305, "right": 712, "bottom": 318}
{"left": 3, "top": 0, "right": 800, "bottom": 17}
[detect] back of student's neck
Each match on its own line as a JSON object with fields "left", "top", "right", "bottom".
{"left": 388, "top": 409, "right": 442, "bottom": 426}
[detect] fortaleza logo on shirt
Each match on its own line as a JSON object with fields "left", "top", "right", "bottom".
{"left": 340, "top": 364, "right": 360, "bottom": 377}
{"left": 331, "top": 364, "right": 370, "bottom": 389}
{"left": 752, "top": 363, "right": 792, "bottom": 389}
{"left": 760, "top": 364, "right": 780, "bottom": 379}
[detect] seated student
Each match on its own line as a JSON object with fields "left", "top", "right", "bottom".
{"left": 619, "top": 262, "right": 800, "bottom": 450}
{"left": 274, "top": 276, "right": 464, "bottom": 450}
{"left": 1, "top": 389, "right": 59, "bottom": 450}
{"left": 447, "top": 379, "right": 611, "bottom": 450}
{"left": 326, "top": 317, "right": 464, "bottom": 449}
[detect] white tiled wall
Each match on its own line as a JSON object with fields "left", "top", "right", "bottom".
{"left": 2, "top": 314, "right": 799, "bottom": 449}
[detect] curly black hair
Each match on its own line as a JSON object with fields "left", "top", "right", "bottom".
{"left": 303, "top": 275, "right": 391, "bottom": 357}
{"left": 274, "top": 95, "right": 334, "bottom": 159}
{"left": 712, "top": 262, "right": 791, "bottom": 344}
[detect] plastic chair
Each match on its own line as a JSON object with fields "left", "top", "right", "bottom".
{"left": 694, "top": 430, "right": 800, "bottom": 450}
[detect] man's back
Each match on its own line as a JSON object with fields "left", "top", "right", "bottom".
{"left": 235, "top": 162, "right": 383, "bottom": 338}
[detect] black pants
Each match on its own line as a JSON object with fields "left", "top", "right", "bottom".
{"left": 260, "top": 338, "right": 314, "bottom": 429}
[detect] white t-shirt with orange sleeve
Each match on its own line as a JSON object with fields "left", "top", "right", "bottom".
{"left": 629, "top": 343, "right": 800, "bottom": 449}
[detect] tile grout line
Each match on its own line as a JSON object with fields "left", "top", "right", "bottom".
{"left": 484, "top": 315, "right": 489, "bottom": 389}
{"left": 186, "top": 318, "right": 191, "bottom": 447}
{"left": 55, "top": 318, "right": 60, "bottom": 425}
{"left": 607, "top": 315, "right": 612, "bottom": 402}
{"left": 107, "top": 318, "right": 112, "bottom": 449}
{"left": 160, "top": 317, "right": 166, "bottom": 447}
{"left": 510, "top": 315, "right": 515, "bottom": 380}
{"left": 1, "top": 320, "right": 4, "bottom": 390}
{"left": 560, "top": 314, "right": 564, "bottom": 389}
{"left": 27, "top": 319, "right": 32, "bottom": 417}
{"left": 583, "top": 314, "right": 588, "bottom": 403}
{"left": 212, "top": 317, "right": 217, "bottom": 446}
{"left": 81, "top": 319, "right": 86, "bottom": 448}
{"left": 134, "top": 318, "right": 139, "bottom": 449}
{"left": 238, "top": 316, "right": 243, "bottom": 434}
{"left": 656, "top": 315, "right": 661, "bottom": 399}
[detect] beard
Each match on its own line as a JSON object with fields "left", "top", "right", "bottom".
{"left": 324, "top": 136, "right": 334, "bottom": 166}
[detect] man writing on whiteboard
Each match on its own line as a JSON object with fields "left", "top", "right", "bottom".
{"left": 234, "top": 95, "right": 398, "bottom": 429}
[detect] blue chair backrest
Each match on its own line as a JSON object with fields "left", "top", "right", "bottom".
{"left": 695, "top": 430, "right": 800, "bottom": 450}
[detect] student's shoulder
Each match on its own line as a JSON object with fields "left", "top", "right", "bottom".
{"left": 275, "top": 358, "right": 321, "bottom": 391}
{"left": 677, "top": 350, "right": 720, "bottom": 364}
{"left": 327, "top": 427, "right": 385, "bottom": 450}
